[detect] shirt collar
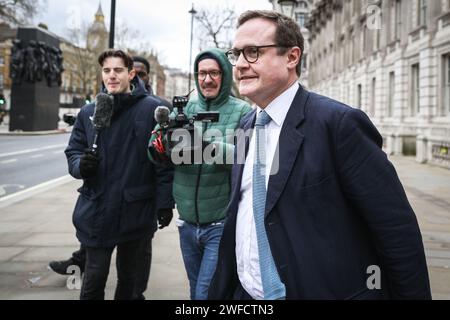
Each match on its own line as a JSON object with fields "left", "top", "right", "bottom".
{"left": 256, "top": 82, "right": 299, "bottom": 127}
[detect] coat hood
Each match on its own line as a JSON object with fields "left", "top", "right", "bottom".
{"left": 193, "top": 48, "right": 233, "bottom": 108}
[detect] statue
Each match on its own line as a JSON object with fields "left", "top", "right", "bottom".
{"left": 55, "top": 48, "right": 64, "bottom": 87}
{"left": 24, "top": 40, "right": 38, "bottom": 83}
{"left": 9, "top": 39, "right": 64, "bottom": 87}
{"left": 36, "top": 41, "right": 48, "bottom": 82}
{"left": 10, "top": 39, "right": 25, "bottom": 85}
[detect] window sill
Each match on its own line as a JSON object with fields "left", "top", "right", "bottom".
{"left": 409, "top": 25, "right": 426, "bottom": 42}
{"left": 437, "top": 11, "right": 450, "bottom": 28}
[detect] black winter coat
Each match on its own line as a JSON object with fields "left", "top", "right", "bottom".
{"left": 65, "top": 77, "right": 174, "bottom": 247}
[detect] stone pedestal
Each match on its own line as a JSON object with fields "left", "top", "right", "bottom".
{"left": 9, "top": 27, "right": 61, "bottom": 132}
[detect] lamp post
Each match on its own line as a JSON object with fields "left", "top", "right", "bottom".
{"left": 278, "top": 0, "right": 296, "bottom": 18}
{"left": 188, "top": 3, "right": 197, "bottom": 93}
{"left": 109, "top": 0, "right": 116, "bottom": 48}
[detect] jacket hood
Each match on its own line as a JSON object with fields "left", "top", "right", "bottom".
{"left": 194, "top": 48, "right": 232, "bottom": 108}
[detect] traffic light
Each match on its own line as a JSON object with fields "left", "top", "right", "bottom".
{"left": 85, "top": 95, "right": 92, "bottom": 104}
{"left": 0, "top": 94, "right": 5, "bottom": 106}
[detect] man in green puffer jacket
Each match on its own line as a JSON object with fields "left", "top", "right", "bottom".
{"left": 148, "top": 48, "right": 251, "bottom": 300}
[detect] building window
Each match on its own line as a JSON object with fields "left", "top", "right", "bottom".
{"left": 396, "top": 0, "right": 402, "bottom": 39}
{"left": 361, "top": 25, "right": 367, "bottom": 58}
{"left": 373, "top": 29, "right": 380, "bottom": 52}
{"left": 371, "top": 77, "right": 376, "bottom": 116}
{"left": 296, "top": 12, "right": 305, "bottom": 28}
{"left": 443, "top": 54, "right": 450, "bottom": 115}
{"left": 388, "top": 72, "right": 395, "bottom": 117}
{"left": 411, "top": 63, "right": 420, "bottom": 116}
{"left": 0, "top": 57, "right": 4, "bottom": 65}
{"left": 418, "top": 0, "right": 427, "bottom": 26}
{"left": 298, "top": 1, "right": 308, "bottom": 9}
{"left": 357, "top": 84, "right": 362, "bottom": 109}
{"left": 390, "top": 1, "right": 396, "bottom": 41}
{"left": 301, "top": 53, "right": 307, "bottom": 73}
{"left": 0, "top": 74, "right": 3, "bottom": 89}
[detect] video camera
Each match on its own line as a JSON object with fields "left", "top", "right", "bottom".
{"left": 153, "top": 91, "right": 220, "bottom": 159}
{"left": 155, "top": 92, "right": 219, "bottom": 131}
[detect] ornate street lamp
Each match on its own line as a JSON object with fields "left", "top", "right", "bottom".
{"left": 188, "top": 3, "right": 197, "bottom": 93}
{"left": 278, "top": 0, "right": 296, "bottom": 18}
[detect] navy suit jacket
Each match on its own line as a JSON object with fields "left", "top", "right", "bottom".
{"left": 208, "top": 85, "right": 431, "bottom": 300}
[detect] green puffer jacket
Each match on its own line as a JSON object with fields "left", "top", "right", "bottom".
{"left": 149, "top": 48, "right": 251, "bottom": 224}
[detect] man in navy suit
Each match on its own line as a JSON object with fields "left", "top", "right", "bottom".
{"left": 208, "top": 10, "right": 431, "bottom": 300}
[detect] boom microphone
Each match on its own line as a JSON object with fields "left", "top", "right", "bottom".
{"left": 155, "top": 106, "right": 171, "bottom": 126}
{"left": 90, "top": 93, "right": 114, "bottom": 155}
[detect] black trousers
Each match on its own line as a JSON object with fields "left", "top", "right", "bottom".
{"left": 80, "top": 235, "right": 152, "bottom": 300}
{"left": 71, "top": 245, "right": 86, "bottom": 267}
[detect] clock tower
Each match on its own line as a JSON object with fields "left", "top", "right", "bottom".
{"left": 87, "top": 3, "right": 109, "bottom": 54}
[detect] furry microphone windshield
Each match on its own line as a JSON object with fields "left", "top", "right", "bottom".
{"left": 89, "top": 93, "right": 114, "bottom": 155}
{"left": 155, "top": 106, "right": 171, "bottom": 125}
{"left": 92, "top": 93, "right": 114, "bottom": 131}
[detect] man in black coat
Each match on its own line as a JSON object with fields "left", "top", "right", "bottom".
{"left": 65, "top": 49, "right": 174, "bottom": 300}
{"left": 49, "top": 56, "right": 173, "bottom": 281}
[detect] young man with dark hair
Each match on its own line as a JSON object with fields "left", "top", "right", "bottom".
{"left": 64, "top": 49, "right": 174, "bottom": 300}
{"left": 49, "top": 55, "right": 172, "bottom": 283}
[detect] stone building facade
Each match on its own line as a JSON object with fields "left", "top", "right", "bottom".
{"left": 307, "top": 0, "right": 450, "bottom": 169}
{"left": 269, "top": 0, "right": 312, "bottom": 87}
{"left": 164, "top": 67, "right": 192, "bottom": 102}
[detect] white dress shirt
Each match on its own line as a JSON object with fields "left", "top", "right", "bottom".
{"left": 235, "top": 82, "right": 299, "bottom": 299}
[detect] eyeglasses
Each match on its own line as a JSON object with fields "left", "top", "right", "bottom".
{"left": 226, "top": 45, "right": 291, "bottom": 66}
{"left": 196, "top": 70, "right": 222, "bottom": 81}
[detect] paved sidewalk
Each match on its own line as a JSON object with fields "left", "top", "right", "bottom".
{"left": 0, "top": 179, "right": 189, "bottom": 300}
{"left": 0, "top": 155, "right": 449, "bottom": 300}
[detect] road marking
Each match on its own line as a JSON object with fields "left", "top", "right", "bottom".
{"left": 31, "top": 154, "right": 44, "bottom": 158}
{"left": 0, "top": 184, "right": 25, "bottom": 196}
{"left": 0, "top": 158, "right": 17, "bottom": 164}
{"left": 53, "top": 150, "right": 62, "bottom": 154}
{"left": 0, "top": 144, "right": 66, "bottom": 159}
{"left": 0, "top": 175, "right": 75, "bottom": 208}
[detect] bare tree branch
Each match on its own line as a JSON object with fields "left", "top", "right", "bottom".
{"left": 114, "top": 20, "right": 142, "bottom": 51}
{"left": 194, "top": 6, "right": 242, "bottom": 98}
{"left": 195, "top": 6, "right": 236, "bottom": 50}
{"left": 0, "top": 0, "right": 46, "bottom": 26}
{"left": 65, "top": 22, "right": 96, "bottom": 95}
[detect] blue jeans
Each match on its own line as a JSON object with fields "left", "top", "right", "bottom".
{"left": 177, "top": 218, "right": 225, "bottom": 300}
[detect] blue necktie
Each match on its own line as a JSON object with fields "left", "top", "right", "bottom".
{"left": 252, "top": 110, "right": 286, "bottom": 300}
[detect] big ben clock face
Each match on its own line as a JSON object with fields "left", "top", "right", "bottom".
{"left": 91, "top": 36, "right": 99, "bottom": 48}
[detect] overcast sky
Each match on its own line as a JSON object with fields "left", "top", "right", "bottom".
{"left": 34, "top": 0, "right": 273, "bottom": 72}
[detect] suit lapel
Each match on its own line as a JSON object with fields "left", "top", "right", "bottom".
{"left": 228, "top": 110, "right": 256, "bottom": 217}
{"left": 265, "top": 87, "right": 309, "bottom": 216}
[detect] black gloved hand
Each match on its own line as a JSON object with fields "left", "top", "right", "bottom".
{"left": 79, "top": 149, "right": 100, "bottom": 179}
{"left": 157, "top": 208, "right": 173, "bottom": 229}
